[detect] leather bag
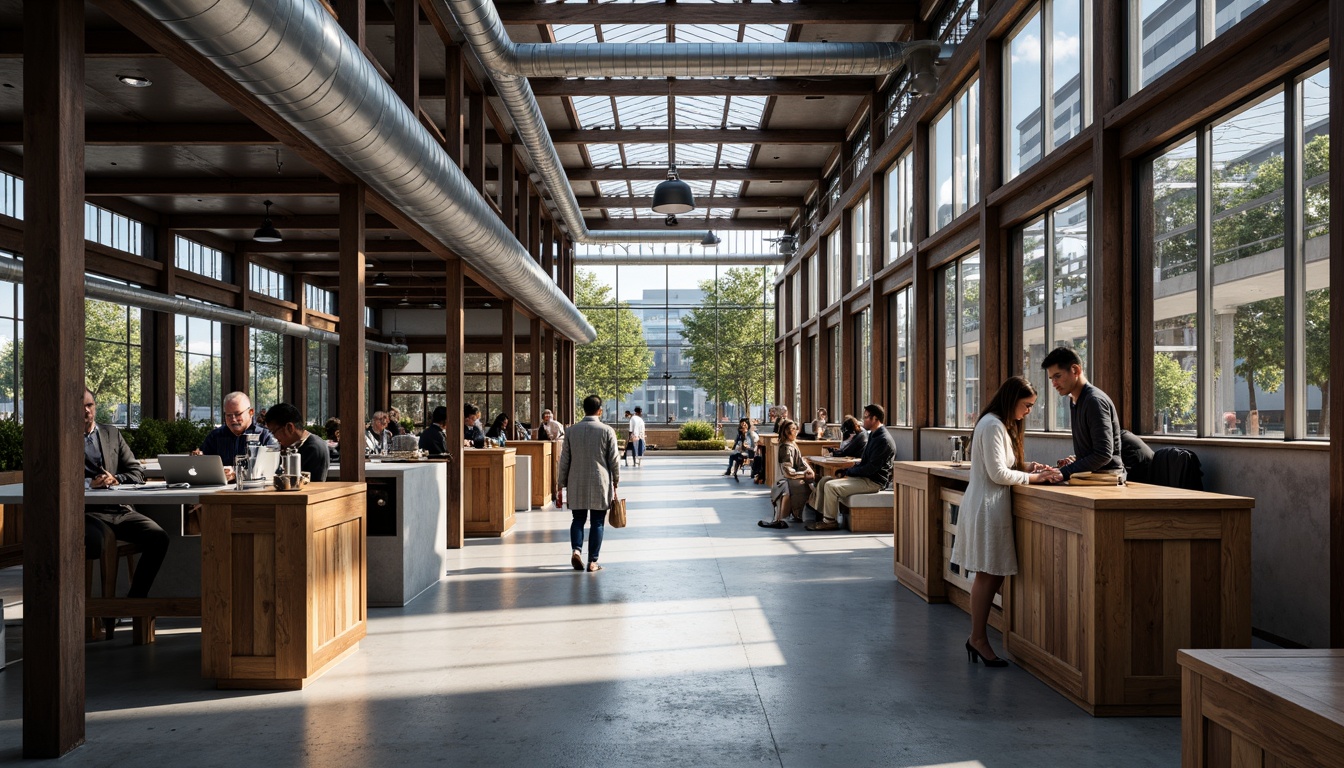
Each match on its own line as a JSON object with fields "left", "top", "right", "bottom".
{"left": 609, "top": 496, "right": 627, "bottom": 528}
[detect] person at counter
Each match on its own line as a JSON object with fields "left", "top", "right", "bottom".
{"left": 1041, "top": 347, "right": 1125, "bottom": 481}
{"left": 365, "top": 411, "right": 392, "bottom": 454}
{"left": 264, "top": 403, "right": 330, "bottom": 482}
{"left": 809, "top": 407, "right": 828, "bottom": 440}
{"left": 195, "top": 391, "right": 278, "bottom": 481}
{"left": 386, "top": 406, "right": 407, "bottom": 437}
{"left": 538, "top": 408, "right": 565, "bottom": 441}
{"left": 463, "top": 403, "right": 487, "bottom": 448}
{"left": 325, "top": 417, "right": 341, "bottom": 463}
{"left": 83, "top": 387, "right": 169, "bottom": 636}
{"left": 951, "top": 377, "right": 1062, "bottom": 667}
{"left": 805, "top": 404, "right": 896, "bottom": 532}
{"left": 485, "top": 412, "right": 510, "bottom": 447}
{"left": 419, "top": 406, "right": 449, "bottom": 455}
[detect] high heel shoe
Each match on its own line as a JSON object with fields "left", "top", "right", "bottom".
{"left": 965, "top": 640, "right": 1009, "bottom": 667}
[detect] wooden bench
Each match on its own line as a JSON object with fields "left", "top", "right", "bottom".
{"left": 839, "top": 490, "right": 894, "bottom": 533}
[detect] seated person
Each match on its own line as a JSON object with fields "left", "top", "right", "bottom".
{"left": 485, "top": 412, "right": 510, "bottom": 447}
{"left": 195, "top": 391, "right": 278, "bottom": 481}
{"left": 806, "top": 404, "right": 896, "bottom": 531}
{"left": 419, "top": 406, "right": 449, "bottom": 455}
{"left": 538, "top": 409, "right": 566, "bottom": 441}
{"left": 829, "top": 415, "right": 867, "bottom": 458}
{"left": 264, "top": 402, "right": 330, "bottom": 482}
{"left": 83, "top": 388, "right": 169, "bottom": 636}
{"left": 386, "top": 406, "right": 407, "bottom": 437}
{"left": 325, "top": 417, "right": 341, "bottom": 462}
{"left": 463, "top": 403, "right": 487, "bottom": 448}
{"left": 724, "top": 417, "right": 758, "bottom": 479}
{"left": 365, "top": 411, "right": 392, "bottom": 454}
{"left": 513, "top": 420, "right": 533, "bottom": 442}
{"left": 1120, "top": 429, "right": 1154, "bottom": 484}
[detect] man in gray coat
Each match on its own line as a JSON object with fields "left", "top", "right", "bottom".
{"left": 558, "top": 395, "right": 620, "bottom": 572}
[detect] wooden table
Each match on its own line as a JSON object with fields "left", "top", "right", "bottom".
{"left": 464, "top": 447, "right": 516, "bottom": 537}
{"left": 889, "top": 460, "right": 1254, "bottom": 716}
{"left": 1180, "top": 649, "right": 1344, "bottom": 767}
{"left": 806, "top": 455, "right": 858, "bottom": 478}
{"left": 762, "top": 439, "right": 840, "bottom": 487}
{"left": 201, "top": 483, "right": 367, "bottom": 689}
{"left": 510, "top": 440, "right": 554, "bottom": 507}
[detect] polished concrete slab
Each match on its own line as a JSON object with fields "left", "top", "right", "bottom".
{"left": 1, "top": 455, "right": 1180, "bottom": 766}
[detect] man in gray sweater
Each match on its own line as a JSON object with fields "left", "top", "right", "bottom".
{"left": 1041, "top": 347, "right": 1125, "bottom": 481}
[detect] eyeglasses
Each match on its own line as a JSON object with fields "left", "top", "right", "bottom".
{"left": 224, "top": 410, "right": 249, "bottom": 419}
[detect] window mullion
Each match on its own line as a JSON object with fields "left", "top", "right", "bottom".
{"left": 1044, "top": 214, "right": 1057, "bottom": 430}
{"left": 1284, "top": 77, "right": 1305, "bottom": 440}
{"left": 1042, "top": 0, "right": 1055, "bottom": 154}
{"left": 1195, "top": 129, "right": 1214, "bottom": 437}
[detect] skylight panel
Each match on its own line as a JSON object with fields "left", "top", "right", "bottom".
{"left": 613, "top": 96, "right": 667, "bottom": 127}
{"left": 598, "top": 180, "right": 630, "bottom": 196}
{"left": 551, "top": 24, "right": 596, "bottom": 44}
{"left": 605, "top": 208, "right": 640, "bottom": 218}
{"left": 674, "top": 25, "right": 744, "bottom": 44}
{"left": 622, "top": 143, "right": 669, "bottom": 167}
{"left": 713, "top": 180, "right": 743, "bottom": 197}
{"left": 629, "top": 180, "right": 660, "bottom": 197}
{"left": 599, "top": 25, "right": 666, "bottom": 44}
{"left": 676, "top": 96, "right": 727, "bottom": 128}
{"left": 724, "top": 95, "right": 769, "bottom": 128}
{"left": 572, "top": 96, "right": 616, "bottom": 129}
{"left": 717, "top": 144, "right": 754, "bottom": 166}
{"left": 675, "top": 143, "right": 720, "bottom": 166}
{"left": 586, "top": 143, "right": 625, "bottom": 166}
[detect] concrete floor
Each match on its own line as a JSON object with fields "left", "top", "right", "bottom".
{"left": 0, "top": 455, "right": 1180, "bottom": 766}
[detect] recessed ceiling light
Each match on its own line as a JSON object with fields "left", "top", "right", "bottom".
{"left": 804, "top": 96, "right": 825, "bottom": 100}
{"left": 116, "top": 73, "right": 152, "bottom": 88}
{"left": 769, "top": 180, "right": 782, "bottom": 184}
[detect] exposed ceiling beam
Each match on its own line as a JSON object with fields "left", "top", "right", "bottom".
{"left": 0, "top": 123, "right": 278, "bottom": 146}
{"left": 167, "top": 213, "right": 398, "bottom": 230}
{"left": 491, "top": 2, "right": 918, "bottom": 25}
{"left": 567, "top": 167, "right": 818, "bottom": 182}
{"left": 583, "top": 219, "right": 784, "bottom": 231}
{"left": 86, "top": 177, "right": 341, "bottom": 196}
{"left": 0, "top": 28, "right": 160, "bottom": 57}
{"left": 527, "top": 78, "right": 873, "bottom": 98}
{"left": 549, "top": 128, "right": 842, "bottom": 145}
{"left": 241, "top": 239, "right": 433, "bottom": 254}
{"left": 576, "top": 196, "right": 801, "bottom": 209}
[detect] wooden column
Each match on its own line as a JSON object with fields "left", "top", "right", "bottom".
{"left": 500, "top": 143, "right": 515, "bottom": 226}
{"left": 542, "top": 324, "right": 555, "bottom": 420}
{"left": 292, "top": 275, "right": 309, "bottom": 420}
{"left": 978, "top": 35, "right": 1007, "bottom": 395}
{"left": 529, "top": 318, "right": 543, "bottom": 429}
{"left": 868, "top": 130, "right": 888, "bottom": 411}
{"left": 392, "top": 0, "right": 418, "bottom": 111}
{"left": 502, "top": 299, "right": 516, "bottom": 423}
{"left": 445, "top": 258, "right": 465, "bottom": 548}
{"left": 334, "top": 0, "right": 365, "bottom": 49}
{"left": 444, "top": 44, "right": 464, "bottom": 167}
{"left": 338, "top": 184, "right": 367, "bottom": 483}
{"left": 519, "top": 180, "right": 533, "bottom": 255}
{"left": 468, "top": 89, "right": 485, "bottom": 194}
{"left": 22, "top": 0, "right": 86, "bottom": 756}
{"left": 1092, "top": 0, "right": 1129, "bottom": 420}
{"left": 911, "top": 119, "right": 932, "bottom": 458}
{"left": 152, "top": 225, "right": 178, "bottom": 420}
{"left": 226, "top": 247, "right": 251, "bottom": 396}
{"left": 1328, "top": 0, "right": 1344, "bottom": 647}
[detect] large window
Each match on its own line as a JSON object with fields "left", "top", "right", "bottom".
{"left": 0, "top": 277, "right": 20, "bottom": 421}
{"left": 0, "top": 171, "right": 22, "bottom": 219}
{"left": 851, "top": 194, "right": 871, "bottom": 290}
{"left": 829, "top": 325, "right": 842, "bottom": 417}
{"left": 175, "top": 236, "right": 228, "bottom": 282}
{"left": 85, "top": 204, "right": 142, "bottom": 255}
{"left": 889, "top": 286, "right": 912, "bottom": 426}
{"left": 306, "top": 341, "right": 332, "bottom": 426}
{"left": 391, "top": 352, "right": 447, "bottom": 428}
{"left": 85, "top": 292, "right": 142, "bottom": 426}
{"left": 1131, "top": 0, "right": 1269, "bottom": 90}
{"left": 1018, "top": 195, "right": 1090, "bottom": 431}
{"left": 791, "top": 340, "right": 801, "bottom": 421}
{"left": 805, "top": 254, "right": 818, "bottom": 318}
{"left": 306, "top": 284, "right": 335, "bottom": 315}
{"left": 1143, "top": 68, "right": 1328, "bottom": 439}
{"left": 250, "top": 263, "right": 291, "bottom": 301}
{"left": 249, "top": 328, "right": 284, "bottom": 410}
{"left": 1005, "top": 0, "right": 1089, "bottom": 179}
{"left": 826, "top": 228, "right": 843, "bottom": 305}
{"left": 175, "top": 305, "right": 222, "bottom": 423}
{"left": 884, "top": 150, "right": 915, "bottom": 264}
{"left": 940, "top": 252, "right": 981, "bottom": 427}
{"left": 855, "top": 309, "right": 872, "bottom": 408}
{"left": 930, "top": 79, "right": 980, "bottom": 231}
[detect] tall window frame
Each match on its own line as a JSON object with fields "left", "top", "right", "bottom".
{"left": 889, "top": 286, "right": 913, "bottom": 427}
{"left": 248, "top": 327, "right": 285, "bottom": 411}
{"left": 1005, "top": 0, "right": 1091, "bottom": 180}
{"left": 884, "top": 150, "right": 915, "bottom": 264}
{"left": 939, "top": 251, "right": 982, "bottom": 427}
{"left": 851, "top": 194, "right": 871, "bottom": 290}
{"left": 930, "top": 78, "right": 981, "bottom": 232}
{"left": 1130, "top": 0, "right": 1270, "bottom": 92}
{"left": 176, "top": 302, "right": 223, "bottom": 424}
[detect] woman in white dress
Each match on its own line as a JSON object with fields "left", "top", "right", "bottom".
{"left": 950, "top": 376, "right": 1062, "bottom": 666}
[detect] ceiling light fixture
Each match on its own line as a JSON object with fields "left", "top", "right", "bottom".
{"left": 700, "top": 230, "right": 720, "bottom": 247}
{"left": 116, "top": 73, "right": 152, "bottom": 88}
{"left": 251, "top": 199, "right": 283, "bottom": 243}
{"left": 398, "top": 293, "right": 411, "bottom": 307}
{"left": 372, "top": 272, "right": 391, "bottom": 287}
{"left": 651, "top": 81, "right": 695, "bottom": 214}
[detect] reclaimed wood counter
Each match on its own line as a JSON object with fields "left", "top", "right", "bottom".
{"left": 200, "top": 482, "right": 367, "bottom": 690}
{"left": 510, "top": 441, "right": 554, "bottom": 508}
{"left": 1179, "top": 649, "right": 1344, "bottom": 767}
{"left": 890, "top": 460, "right": 1254, "bottom": 716}
{"left": 464, "top": 447, "right": 516, "bottom": 537}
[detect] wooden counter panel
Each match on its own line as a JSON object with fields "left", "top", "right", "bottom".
{"left": 464, "top": 449, "right": 516, "bottom": 537}
{"left": 1015, "top": 481, "right": 1254, "bottom": 510}
{"left": 1011, "top": 516, "right": 1087, "bottom": 691}
{"left": 1123, "top": 511, "right": 1224, "bottom": 539}
{"left": 894, "top": 482, "right": 928, "bottom": 584}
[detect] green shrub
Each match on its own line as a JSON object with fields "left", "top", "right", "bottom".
{"left": 307, "top": 422, "right": 327, "bottom": 439}
{"left": 0, "top": 419, "right": 22, "bottom": 472}
{"left": 676, "top": 439, "right": 728, "bottom": 450}
{"left": 164, "top": 418, "right": 213, "bottom": 454}
{"left": 125, "top": 419, "right": 168, "bottom": 460}
{"left": 679, "top": 420, "right": 715, "bottom": 441}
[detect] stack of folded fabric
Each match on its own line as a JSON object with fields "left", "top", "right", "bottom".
{"left": 1068, "top": 469, "right": 1124, "bottom": 486}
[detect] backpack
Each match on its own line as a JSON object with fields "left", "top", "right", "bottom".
{"left": 1149, "top": 447, "right": 1204, "bottom": 491}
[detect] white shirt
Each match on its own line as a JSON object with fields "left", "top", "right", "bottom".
{"left": 628, "top": 414, "right": 646, "bottom": 440}
{"left": 540, "top": 419, "right": 565, "bottom": 441}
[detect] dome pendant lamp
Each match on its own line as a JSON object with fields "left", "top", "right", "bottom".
{"left": 652, "top": 164, "right": 695, "bottom": 214}
{"left": 252, "top": 199, "right": 283, "bottom": 243}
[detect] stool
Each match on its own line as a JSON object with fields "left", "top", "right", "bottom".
{"left": 84, "top": 519, "right": 141, "bottom": 641}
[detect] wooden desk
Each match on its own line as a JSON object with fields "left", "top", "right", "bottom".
{"left": 510, "top": 441, "right": 553, "bottom": 507}
{"left": 1180, "top": 649, "right": 1344, "bottom": 767}
{"left": 762, "top": 439, "right": 839, "bottom": 487}
{"left": 201, "top": 483, "right": 367, "bottom": 690}
{"left": 806, "top": 455, "right": 858, "bottom": 478}
{"left": 890, "top": 461, "right": 1254, "bottom": 716}
{"left": 464, "top": 448, "right": 516, "bottom": 537}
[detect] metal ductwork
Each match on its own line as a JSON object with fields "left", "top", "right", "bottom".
{"left": 122, "top": 0, "right": 596, "bottom": 344}
{"left": 0, "top": 256, "right": 407, "bottom": 355}
{"left": 574, "top": 253, "right": 785, "bottom": 266}
{"left": 438, "top": 0, "right": 941, "bottom": 247}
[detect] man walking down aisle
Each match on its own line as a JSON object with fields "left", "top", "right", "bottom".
{"left": 629, "top": 406, "right": 647, "bottom": 467}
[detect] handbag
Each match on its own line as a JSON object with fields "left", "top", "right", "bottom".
{"left": 609, "top": 495, "right": 628, "bottom": 528}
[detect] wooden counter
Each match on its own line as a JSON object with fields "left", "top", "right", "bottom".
{"left": 200, "top": 482, "right": 367, "bottom": 690}
{"left": 891, "top": 460, "right": 1254, "bottom": 716}
{"left": 464, "top": 447, "right": 516, "bottom": 537}
{"left": 510, "top": 441, "right": 554, "bottom": 508}
{"left": 762, "top": 438, "right": 840, "bottom": 487}
{"left": 1179, "top": 649, "right": 1344, "bottom": 767}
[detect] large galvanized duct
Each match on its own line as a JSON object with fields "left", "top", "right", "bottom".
{"left": 123, "top": 0, "right": 596, "bottom": 344}
{"left": 440, "top": 0, "right": 939, "bottom": 247}
{"left": 574, "top": 253, "right": 784, "bottom": 266}
{"left": 0, "top": 256, "right": 407, "bottom": 355}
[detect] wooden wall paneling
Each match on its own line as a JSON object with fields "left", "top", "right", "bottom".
{"left": 1331, "top": 0, "right": 1344, "bottom": 648}
{"left": 529, "top": 318, "right": 542, "bottom": 429}
{"left": 502, "top": 299, "right": 515, "bottom": 424}
{"left": 337, "top": 184, "right": 367, "bottom": 483}
{"left": 21, "top": 0, "right": 86, "bottom": 756}
{"left": 444, "top": 258, "right": 465, "bottom": 548}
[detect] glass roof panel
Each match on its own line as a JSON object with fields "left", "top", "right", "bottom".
{"left": 599, "top": 25, "right": 666, "bottom": 44}
{"left": 571, "top": 96, "right": 615, "bottom": 129}
{"left": 604, "top": 208, "right": 640, "bottom": 218}
{"left": 613, "top": 95, "right": 667, "bottom": 127}
{"left": 713, "top": 180, "right": 743, "bottom": 196}
{"left": 598, "top": 180, "right": 630, "bottom": 196}
{"left": 675, "top": 96, "right": 727, "bottom": 128}
{"left": 717, "top": 144, "right": 754, "bottom": 166}
{"left": 725, "top": 95, "right": 769, "bottom": 128}
{"left": 621, "top": 143, "right": 670, "bottom": 167}
{"left": 675, "top": 143, "right": 722, "bottom": 166}
{"left": 629, "top": 180, "right": 661, "bottom": 196}
{"left": 586, "top": 143, "right": 625, "bottom": 166}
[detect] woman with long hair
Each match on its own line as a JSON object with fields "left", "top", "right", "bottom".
{"left": 950, "top": 376, "right": 1062, "bottom": 666}
{"left": 758, "top": 419, "right": 815, "bottom": 529}
{"left": 485, "top": 412, "right": 510, "bottom": 447}
{"left": 724, "top": 417, "right": 758, "bottom": 480}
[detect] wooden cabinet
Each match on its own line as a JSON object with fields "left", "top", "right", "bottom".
{"left": 1180, "top": 649, "right": 1344, "bottom": 767}
{"left": 892, "top": 461, "right": 966, "bottom": 604}
{"left": 510, "top": 441, "right": 553, "bottom": 508}
{"left": 464, "top": 448, "right": 516, "bottom": 537}
{"left": 200, "top": 482, "right": 367, "bottom": 690}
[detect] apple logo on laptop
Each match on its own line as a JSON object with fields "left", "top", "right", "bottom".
{"left": 188, "top": 467, "right": 198, "bottom": 477}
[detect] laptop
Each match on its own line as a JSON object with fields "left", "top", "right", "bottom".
{"left": 158, "top": 454, "right": 229, "bottom": 487}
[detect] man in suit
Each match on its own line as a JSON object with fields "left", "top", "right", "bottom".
{"left": 419, "top": 405, "right": 449, "bottom": 455}
{"left": 558, "top": 395, "right": 619, "bottom": 572}
{"left": 806, "top": 404, "right": 896, "bottom": 531}
{"left": 463, "top": 403, "right": 487, "bottom": 448}
{"left": 83, "top": 388, "right": 170, "bottom": 634}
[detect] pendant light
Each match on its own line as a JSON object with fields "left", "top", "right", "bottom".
{"left": 372, "top": 272, "right": 391, "bottom": 287}
{"left": 252, "top": 199, "right": 283, "bottom": 243}
{"left": 652, "top": 81, "right": 695, "bottom": 214}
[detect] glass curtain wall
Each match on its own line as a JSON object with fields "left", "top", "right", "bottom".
{"left": 1132, "top": 0, "right": 1270, "bottom": 90}
{"left": 1005, "top": 0, "right": 1090, "bottom": 180}
{"left": 940, "top": 252, "right": 982, "bottom": 427}
{"left": 885, "top": 151, "right": 915, "bottom": 264}
{"left": 249, "top": 327, "right": 284, "bottom": 410}
{"left": 930, "top": 80, "right": 981, "bottom": 231}
{"left": 390, "top": 352, "right": 447, "bottom": 428}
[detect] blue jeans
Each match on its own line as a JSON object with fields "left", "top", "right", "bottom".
{"left": 635, "top": 438, "right": 646, "bottom": 457}
{"left": 570, "top": 509, "right": 607, "bottom": 561}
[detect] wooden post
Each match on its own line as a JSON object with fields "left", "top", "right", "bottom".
{"left": 226, "top": 247, "right": 251, "bottom": 396}
{"left": 530, "top": 318, "right": 543, "bottom": 429}
{"left": 500, "top": 142, "right": 515, "bottom": 226}
{"left": 1329, "top": 0, "right": 1344, "bottom": 647}
{"left": 502, "top": 299, "right": 516, "bottom": 425}
{"left": 520, "top": 179, "right": 533, "bottom": 256}
{"left": 338, "top": 184, "right": 367, "bottom": 483}
{"left": 292, "top": 274, "right": 309, "bottom": 421}
{"left": 1092, "top": 0, "right": 1129, "bottom": 421}
{"left": 469, "top": 89, "right": 485, "bottom": 194}
{"left": 22, "top": 0, "right": 86, "bottom": 756}
{"left": 911, "top": 118, "right": 931, "bottom": 458}
{"left": 542, "top": 323, "right": 555, "bottom": 420}
{"left": 978, "top": 35, "right": 1006, "bottom": 396}
{"left": 445, "top": 258, "right": 465, "bottom": 548}
{"left": 334, "top": 0, "right": 366, "bottom": 50}
{"left": 444, "top": 44, "right": 464, "bottom": 167}
{"left": 392, "top": 0, "right": 418, "bottom": 111}
{"left": 152, "top": 225, "right": 178, "bottom": 420}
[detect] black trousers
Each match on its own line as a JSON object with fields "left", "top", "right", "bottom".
{"left": 85, "top": 506, "right": 170, "bottom": 598}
